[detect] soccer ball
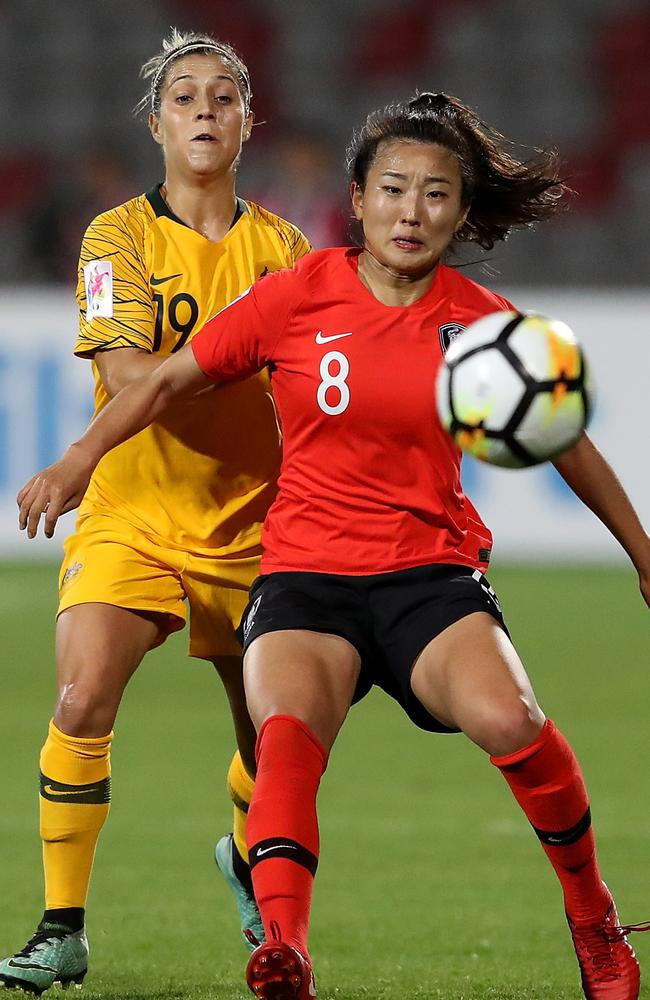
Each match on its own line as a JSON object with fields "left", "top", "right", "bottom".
{"left": 435, "top": 311, "right": 594, "bottom": 468}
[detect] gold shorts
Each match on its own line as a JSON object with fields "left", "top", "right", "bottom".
{"left": 58, "top": 512, "right": 261, "bottom": 659}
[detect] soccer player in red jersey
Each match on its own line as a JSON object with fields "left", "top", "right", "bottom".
{"left": 17, "top": 93, "right": 650, "bottom": 1000}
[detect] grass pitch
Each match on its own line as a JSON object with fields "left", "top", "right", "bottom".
{"left": 0, "top": 560, "right": 648, "bottom": 999}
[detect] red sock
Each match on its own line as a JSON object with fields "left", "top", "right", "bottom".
{"left": 491, "top": 719, "right": 609, "bottom": 922}
{"left": 247, "top": 714, "right": 328, "bottom": 958}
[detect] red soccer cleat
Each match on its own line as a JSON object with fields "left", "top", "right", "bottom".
{"left": 567, "top": 893, "right": 650, "bottom": 1000}
{"left": 245, "top": 936, "right": 316, "bottom": 1000}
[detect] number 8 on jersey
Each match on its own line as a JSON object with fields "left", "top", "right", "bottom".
{"left": 317, "top": 351, "right": 350, "bottom": 416}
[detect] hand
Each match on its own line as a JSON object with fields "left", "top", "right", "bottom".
{"left": 639, "top": 569, "right": 650, "bottom": 610}
{"left": 17, "top": 444, "right": 96, "bottom": 539}
{"left": 635, "top": 534, "right": 650, "bottom": 609}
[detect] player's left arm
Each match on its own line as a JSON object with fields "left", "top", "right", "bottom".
{"left": 18, "top": 266, "right": 296, "bottom": 539}
{"left": 553, "top": 432, "right": 650, "bottom": 607}
{"left": 17, "top": 345, "right": 212, "bottom": 539}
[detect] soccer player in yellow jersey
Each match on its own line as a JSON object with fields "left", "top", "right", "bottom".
{"left": 0, "top": 29, "right": 310, "bottom": 995}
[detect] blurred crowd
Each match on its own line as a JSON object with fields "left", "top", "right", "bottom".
{"left": 1, "top": 0, "right": 649, "bottom": 286}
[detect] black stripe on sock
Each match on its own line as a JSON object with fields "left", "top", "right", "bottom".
{"left": 41, "top": 908, "right": 85, "bottom": 933}
{"left": 40, "top": 772, "right": 111, "bottom": 805}
{"left": 228, "top": 788, "right": 250, "bottom": 814}
{"left": 231, "top": 839, "right": 255, "bottom": 895}
{"left": 532, "top": 806, "right": 592, "bottom": 847}
{"left": 249, "top": 837, "right": 318, "bottom": 876}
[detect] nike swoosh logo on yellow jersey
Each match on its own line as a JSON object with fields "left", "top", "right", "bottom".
{"left": 315, "top": 330, "right": 353, "bottom": 344}
{"left": 150, "top": 272, "right": 182, "bottom": 285}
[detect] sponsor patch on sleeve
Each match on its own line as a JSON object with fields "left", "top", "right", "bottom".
{"left": 84, "top": 260, "right": 113, "bottom": 319}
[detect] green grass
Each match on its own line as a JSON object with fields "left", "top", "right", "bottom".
{"left": 0, "top": 561, "right": 648, "bottom": 999}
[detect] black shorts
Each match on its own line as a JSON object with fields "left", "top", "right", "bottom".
{"left": 237, "top": 563, "right": 508, "bottom": 733}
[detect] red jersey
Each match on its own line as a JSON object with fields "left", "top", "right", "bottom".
{"left": 192, "top": 247, "right": 514, "bottom": 575}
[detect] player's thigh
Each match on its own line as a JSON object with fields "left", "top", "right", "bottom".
{"left": 55, "top": 518, "right": 187, "bottom": 733}
{"left": 55, "top": 604, "right": 172, "bottom": 736}
{"left": 410, "top": 612, "right": 544, "bottom": 755}
{"left": 244, "top": 630, "right": 361, "bottom": 752}
{"left": 56, "top": 603, "right": 166, "bottom": 698}
{"left": 183, "top": 549, "right": 263, "bottom": 767}
{"left": 182, "top": 547, "right": 262, "bottom": 660}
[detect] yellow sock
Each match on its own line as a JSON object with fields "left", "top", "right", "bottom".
{"left": 40, "top": 719, "right": 112, "bottom": 909}
{"left": 226, "top": 750, "right": 254, "bottom": 863}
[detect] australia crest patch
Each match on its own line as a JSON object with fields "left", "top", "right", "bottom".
{"left": 61, "top": 561, "right": 84, "bottom": 590}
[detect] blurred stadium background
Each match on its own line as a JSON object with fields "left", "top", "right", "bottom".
{"left": 1, "top": 2, "right": 648, "bottom": 997}
{"left": 1, "top": 0, "right": 648, "bottom": 559}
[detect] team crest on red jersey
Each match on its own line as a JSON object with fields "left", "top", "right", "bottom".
{"left": 438, "top": 322, "right": 466, "bottom": 354}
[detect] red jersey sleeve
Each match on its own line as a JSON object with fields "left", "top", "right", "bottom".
{"left": 191, "top": 266, "right": 299, "bottom": 381}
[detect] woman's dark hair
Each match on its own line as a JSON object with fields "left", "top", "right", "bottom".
{"left": 346, "top": 92, "right": 568, "bottom": 251}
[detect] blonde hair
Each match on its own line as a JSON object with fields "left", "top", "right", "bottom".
{"left": 135, "top": 28, "right": 252, "bottom": 117}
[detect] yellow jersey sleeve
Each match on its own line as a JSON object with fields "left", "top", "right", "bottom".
{"left": 245, "top": 202, "right": 312, "bottom": 267}
{"left": 75, "top": 196, "right": 155, "bottom": 358}
{"left": 280, "top": 220, "right": 312, "bottom": 264}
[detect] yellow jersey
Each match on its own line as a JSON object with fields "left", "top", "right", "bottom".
{"left": 75, "top": 186, "right": 311, "bottom": 553}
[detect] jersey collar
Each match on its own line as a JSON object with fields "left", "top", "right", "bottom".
{"left": 146, "top": 184, "right": 247, "bottom": 231}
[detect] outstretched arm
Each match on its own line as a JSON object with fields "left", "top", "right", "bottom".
{"left": 553, "top": 432, "right": 650, "bottom": 607}
{"left": 94, "top": 346, "right": 169, "bottom": 397}
{"left": 17, "top": 343, "right": 212, "bottom": 539}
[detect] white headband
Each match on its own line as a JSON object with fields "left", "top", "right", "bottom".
{"left": 150, "top": 42, "right": 251, "bottom": 113}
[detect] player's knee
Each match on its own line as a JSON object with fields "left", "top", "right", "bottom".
{"left": 53, "top": 684, "right": 119, "bottom": 738}
{"left": 469, "top": 695, "right": 544, "bottom": 757}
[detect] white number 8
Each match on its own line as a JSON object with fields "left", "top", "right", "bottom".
{"left": 317, "top": 350, "right": 350, "bottom": 415}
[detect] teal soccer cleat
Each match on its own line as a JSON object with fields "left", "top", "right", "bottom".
{"left": 0, "top": 923, "right": 88, "bottom": 995}
{"left": 215, "top": 834, "right": 265, "bottom": 952}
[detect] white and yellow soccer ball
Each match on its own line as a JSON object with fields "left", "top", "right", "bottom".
{"left": 435, "top": 311, "right": 594, "bottom": 468}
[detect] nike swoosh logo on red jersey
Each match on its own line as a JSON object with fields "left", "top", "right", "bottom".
{"left": 315, "top": 330, "right": 353, "bottom": 344}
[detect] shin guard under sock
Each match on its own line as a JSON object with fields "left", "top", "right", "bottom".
{"left": 227, "top": 749, "right": 255, "bottom": 865}
{"left": 40, "top": 720, "right": 112, "bottom": 910}
{"left": 491, "top": 719, "right": 609, "bottom": 922}
{"left": 247, "top": 715, "right": 328, "bottom": 957}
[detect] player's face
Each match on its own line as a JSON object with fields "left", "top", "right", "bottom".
{"left": 351, "top": 140, "right": 469, "bottom": 278}
{"left": 149, "top": 54, "right": 252, "bottom": 177}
